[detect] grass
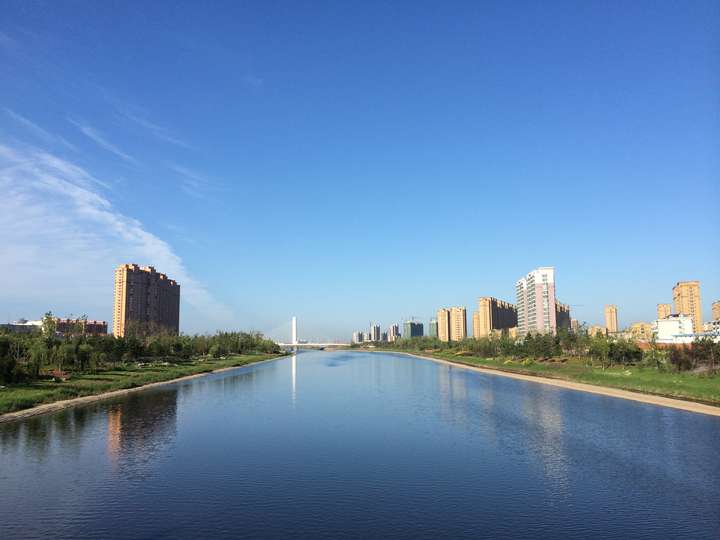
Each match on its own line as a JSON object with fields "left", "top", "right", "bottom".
{"left": 0, "top": 353, "right": 285, "bottom": 416}
{"left": 379, "top": 349, "right": 720, "bottom": 405}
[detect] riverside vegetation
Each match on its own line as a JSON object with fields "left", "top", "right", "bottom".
{"left": 0, "top": 313, "right": 283, "bottom": 415}
{"left": 357, "top": 331, "right": 720, "bottom": 405}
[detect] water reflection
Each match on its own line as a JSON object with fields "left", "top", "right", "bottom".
{"left": 105, "top": 389, "right": 178, "bottom": 473}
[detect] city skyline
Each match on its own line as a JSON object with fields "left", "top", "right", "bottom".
{"left": 1, "top": 2, "right": 718, "bottom": 341}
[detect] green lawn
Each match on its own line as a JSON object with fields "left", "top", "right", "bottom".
{"left": 0, "top": 353, "right": 284, "bottom": 416}
{"left": 387, "top": 350, "right": 720, "bottom": 405}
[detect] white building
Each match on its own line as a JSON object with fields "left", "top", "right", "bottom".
{"left": 652, "top": 314, "right": 695, "bottom": 344}
{"left": 352, "top": 331, "right": 364, "bottom": 344}
{"left": 369, "top": 323, "right": 381, "bottom": 342}
{"left": 516, "top": 267, "right": 557, "bottom": 335}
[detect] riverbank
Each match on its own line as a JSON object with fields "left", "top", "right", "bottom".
{"left": 0, "top": 353, "right": 286, "bottom": 422}
{"left": 365, "top": 349, "right": 720, "bottom": 416}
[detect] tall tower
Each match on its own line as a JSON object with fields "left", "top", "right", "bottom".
{"left": 604, "top": 305, "right": 618, "bottom": 334}
{"left": 291, "top": 316, "right": 298, "bottom": 345}
{"left": 657, "top": 303, "right": 672, "bottom": 320}
{"left": 672, "top": 281, "right": 702, "bottom": 333}
{"left": 516, "top": 267, "right": 557, "bottom": 335}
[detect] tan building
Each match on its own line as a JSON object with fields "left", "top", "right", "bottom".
{"left": 472, "top": 297, "right": 517, "bottom": 339}
{"left": 712, "top": 300, "right": 720, "bottom": 322}
{"left": 604, "top": 305, "right": 618, "bottom": 334}
{"left": 657, "top": 303, "right": 672, "bottom": 320}
{"left": 570, "top": 319, "right": 580, "bottom": 333}
{"left": 672, "top": 281, "right": 702, "bottom": 333}
{"left": 437, "top": 308, "right": 451, "bottom": 342}
{"left": 588, "top": 325, "right": 607, "bottom": 338}
{"left": 628, "top": 322, "right": 653, "bottom": 342}
{"left": 113, "top": 264, "right": 180, "bottom": 337}
{"left": 450, "top": 307, "right": 467, "bottom": 341}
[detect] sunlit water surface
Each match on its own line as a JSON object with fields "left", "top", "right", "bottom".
{"left": 1, "top": 351, "right": 718, "bottom": 539}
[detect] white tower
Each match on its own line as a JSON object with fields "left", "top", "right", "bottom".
{"left": 291, "top": 316, "right": 298, "bottom": 346}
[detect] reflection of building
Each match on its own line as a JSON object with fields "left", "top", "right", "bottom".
{"left": 113, "top": 264, "right": 180, "bottom": 337}
{"left": 628, "top": 322, "right": 653, "bottom": 341}
{"left": 657, "top": 303, "right": 672, "bottom": 320}
{"left": 516, "top": 267, "right": 559, "bottom": 335}
{"left": 106, "top": 390, "right": 178, "bottom": 467}
{"left": 55, "top": 318, "right": 108, "bottom": 336}
{"left": 604, "top": 305, "right": 618, "bottom": 334}
{"left": 403, "top": 320, "right": 424, "bottom": 338}
{"left": 653, "top": 314, "right": 694, "bottom": 344}
{"left": 672, "top": 280, "right": 702, "bottom": 333}
{"left": 472, "top": 297, "right": 517, "bottom": 339}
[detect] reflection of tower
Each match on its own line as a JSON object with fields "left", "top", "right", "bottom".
{"left": 291, "top": 316, "right": 298, "bottom": 346}
{"left": 291, "top": 354, "right": 297, "bottom": 405}
{"left": 107, "top": 408, "right": 122, "bottom": 467}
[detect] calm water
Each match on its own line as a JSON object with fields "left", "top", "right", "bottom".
{"left": 1, "top": 351, "right": 719, "bottom": 539}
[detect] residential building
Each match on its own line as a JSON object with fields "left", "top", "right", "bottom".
{"left": 657, "top": 303, "right": 672, "bottom": 320}
{"left": 428, "top": 318, "right": 438, "bottom": 337}
{"left": 403, "top": 320, "right": 423, "bottom": 339}
{"left": 556, "top": 302, "right": 571, "bottom": 331}
{"left": 437, "top": 309, "right": 450, "bottom": 342}
{"left": 712, "top": 300, "right": 720, "bottom": 322}
{"left": 450, "top": 307, "right": 467, "bottom": 341}
{"left": 588, "top": 325, "right": 607, "bottom": 337}
{"left": 472, "top": 297, "right": 517, "bottom": 339}
{"left": 55, "top": 318, "right": 108, "bottom": 336}
{"left": 570, "top": 319, "right": 580, "bottom": 333}
{"left": 516, "top": 267, "right": 558, "bottom": 335}
{"left": 113, "top": 264, "right": 180, "bottom": 337}
{"left": 352, "top": 331, "right": 364, "bottom": 344}
{"left": 388, "top": 324, "right": 400, "bottom": 342}
{"left": 672, "top": 280, "right": 702, "bottom": 333}
{"left": 653, "top": 314, "right": 694, "bottom": 344}
{"left": 604, "top": 305, "right": 618, "bottom": 334}
{"left": 369, "top": 323, "right": 381, "bottom": 342}
{"left": 628, "top": 322, "right": 653, "bottom": 342}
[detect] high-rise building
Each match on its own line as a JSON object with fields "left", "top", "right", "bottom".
{"left": 403, "top": 320, "right": 424, "bottom": 338}
{"left": 113, "top": 264, "right": 180, "bottom": 337}
{"left": 352, "top": 331, "right": 364, "bottom": 344}
{"left": 516, "top": 267, "right": 558, "bottom": 335}
{"left": 388, "top": 324, "right": 400, "bottom": 342}
{"left": 428, "top": 318, "right": 438, "bottom": 337}
{"left": 604, "top": 305, "right": 618, "bottom": 334}
{"left": 369, "top": 323, "right": 381, "bottom": 342}
{"left": 657, "top": 303, "right": 672, "bottom": 320}
{"left": 437, "top": 309, "right": 451, "bottom": 342}
{"left": 449, "top": 307, "right": 467, "bottom": 341}
{"left": 472, "top": 297, "right": 517, "bottom": 339}
{"left": 712, "top": 300, "right": 720, "bottom": 322}
{"left": 672, "top": 281, "right": 702, "bottom": 333}
{"left": 570, "top": 319, "right": 580, "bottom": 333}
{"left": 555, "top": 302, "right": 571, "bottom": 331}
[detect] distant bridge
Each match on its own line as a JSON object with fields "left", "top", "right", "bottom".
{"left": 276, "top": 316, "right": 350, "bottom": 349}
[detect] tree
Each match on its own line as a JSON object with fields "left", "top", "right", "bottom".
{"left": 41, "top": 311, "right": 57, "bottom": 338}
{"left": 28, "top": 339, "right": 48, "bottom": 378}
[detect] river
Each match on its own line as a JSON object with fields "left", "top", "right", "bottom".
{"left": 1, "top": 351, "right": 718, "bottom": 539}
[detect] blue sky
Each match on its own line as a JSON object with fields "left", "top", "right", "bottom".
{"left": 1, "top": 1, "right": 718, "bottom": 341}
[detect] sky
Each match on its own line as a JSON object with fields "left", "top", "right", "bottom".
{"left": 1, "top": 1, "right": 718, "bottom": 342}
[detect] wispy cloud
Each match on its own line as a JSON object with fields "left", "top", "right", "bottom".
{"left": 168, "top": 163, "right": 211, "bottom": 198}
{"left": 4, "top": 108, "right": 77, "bottom": 151}
{"left": 119, "top": 111, "right": 192, "bottom": 149}
{"left": 68, "top": 118, "right": 139, "bottom": 164}
{"left": 0, "top": 142, "right": 234, "bottom": 330}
